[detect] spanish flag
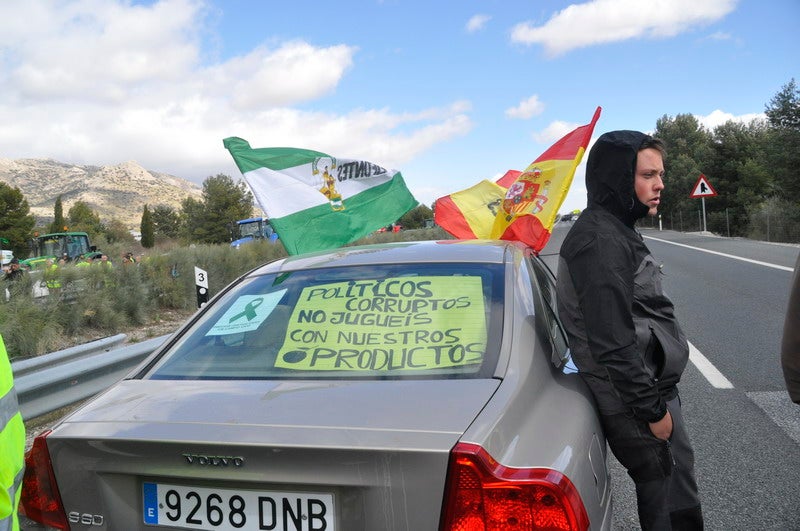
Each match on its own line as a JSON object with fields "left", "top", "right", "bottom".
{"left": 433, "top": 171, "right": 518, "bottom": 239}
{"left": 434, "top": 106, "right": 601, "bottom": 252}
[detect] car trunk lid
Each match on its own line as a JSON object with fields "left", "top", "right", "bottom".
{"left": 39, "top": 378, "right": 500, "bottom": 530}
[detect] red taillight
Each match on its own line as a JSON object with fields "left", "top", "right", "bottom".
{"left": 20, "top": 430, "right": 70, "bottom": 530}
{"left": 440, "top": 442, "right": 590, "bottom": 531}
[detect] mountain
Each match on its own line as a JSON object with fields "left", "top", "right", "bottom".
{"left": 0, "top": 158, "right": 203, "bottom": 228}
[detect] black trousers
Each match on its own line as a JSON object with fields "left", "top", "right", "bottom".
{"left": 601, "top": 396, "right": 704, "bottom": 530}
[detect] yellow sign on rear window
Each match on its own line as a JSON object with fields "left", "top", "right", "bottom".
{"left": 275, "top": 276, "right": 487, "bottom": 371}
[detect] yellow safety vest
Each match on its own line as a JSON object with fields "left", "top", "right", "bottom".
{"left": 0, "top": 335, "right": 24, "bottom": 531}
{"left": 44, "top": 264, "right": 61, "bottom": 289}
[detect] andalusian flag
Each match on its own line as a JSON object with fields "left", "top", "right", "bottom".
{"left": 224, "top": 137, "right": 418, "bottom": 255}
{"left": 435, "top": 106, "right": 601, "bottom": 252}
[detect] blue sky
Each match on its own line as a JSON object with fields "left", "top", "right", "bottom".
{"left": 0, "top": 0, "right": 797, "bottom": 214}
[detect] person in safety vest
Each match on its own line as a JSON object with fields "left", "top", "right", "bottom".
{"left": 0, "top": 333, "right": 24, "bottom": 531}
{"left": 43, "top": 259, "right": 61, "bottom": 295}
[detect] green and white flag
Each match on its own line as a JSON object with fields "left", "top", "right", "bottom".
{"left": 223, "top": 137, "right": 418, "bottom": 255}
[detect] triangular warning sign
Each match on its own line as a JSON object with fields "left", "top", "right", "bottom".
{"left": 690, "top": 174, "right": 717, "bottom": 198}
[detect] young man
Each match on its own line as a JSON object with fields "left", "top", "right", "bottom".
{"left": 556, "top": 131, "right": 703, "bottom": 530}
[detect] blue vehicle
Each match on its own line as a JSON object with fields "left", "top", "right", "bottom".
{"left": 230, "top": 217, "right": 278, "bottom": 248}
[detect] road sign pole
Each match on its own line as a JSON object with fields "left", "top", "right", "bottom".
{"left": 701, "top": 197, "right": 707, "bottom": 232}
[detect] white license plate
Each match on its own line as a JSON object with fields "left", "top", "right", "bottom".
{"left": 143, "top": 482, "right": 335, "bottom": 531}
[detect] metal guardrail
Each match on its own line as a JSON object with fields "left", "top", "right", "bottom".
{"left": 11, "top": 333, "right": 171, "bottom": 420}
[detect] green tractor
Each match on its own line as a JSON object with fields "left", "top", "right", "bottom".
{"left": 21, "top": 231, "right": 102, "bottom": 269}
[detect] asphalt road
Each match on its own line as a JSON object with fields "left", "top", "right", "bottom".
{"left": 543, "top": 223, "right": 800, "bottom": 531}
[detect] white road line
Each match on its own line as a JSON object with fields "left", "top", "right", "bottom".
{"left": 689, "top": 341, "right": 734, "bottom": 389}
{"left": 644, "top": 236, "right": 794, "bottom": 272}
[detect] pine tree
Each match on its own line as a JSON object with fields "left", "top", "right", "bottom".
{"left": 765, "top": 78, "right": 800, "bottom": 130}
{"left": 150, "top": 205, "right": 181, "bottom": 239}
{"left": 0, "top": 182, "right": 36, "bottom": 257}
{"left": 140, "top": 204, "right": 155, "bottom": 248}
{"left": 67, "top": 201, "right": 104, "bottom": 239}
{"left": 181, "top": 174, "right": 253, "bottom": 244}
{"left": 49, "top": 195, "right": 66, "bottom": 233}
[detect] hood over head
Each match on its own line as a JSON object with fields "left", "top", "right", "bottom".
{"left": 586, "top": 130, "right": 653, "bottom": 227}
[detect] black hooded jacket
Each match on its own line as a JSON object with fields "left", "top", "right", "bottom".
{"left": 556, "top": 131, "right": 689, "bottom": 422}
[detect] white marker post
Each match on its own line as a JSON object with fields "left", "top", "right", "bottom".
{"left": 689, "top": 174, "right": 718, "bottom": 233}
{"left": 194, "top": 267, "right": 209, "bottom": 308}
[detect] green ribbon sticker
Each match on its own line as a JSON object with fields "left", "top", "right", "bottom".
{"left": 229, "top": 297, "right": 264, "bottom": 322}
{"left": 206, "top": 290, "right": 286, "bottom": 336}
{"left": 276, "top": 276, "right": 487, "bottom": 372}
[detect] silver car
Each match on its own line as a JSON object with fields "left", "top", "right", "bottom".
{"left": 20, "top": 239, "right": 612, "bottom": 530}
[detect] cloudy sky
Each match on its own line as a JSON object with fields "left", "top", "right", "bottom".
{"left": 0, "top": 0, "right": 797, "bottom": 213}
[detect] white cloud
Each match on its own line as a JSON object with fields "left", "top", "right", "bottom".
{"left": 695, "top": 109, "right": 765, "bottom": 130}
{"left": 506, "top": 95, "right": 545, "bottom": 119}
{"left": 206, "top": 41, "right": 356, "bottom": 109}
{"left": 2, "top": 0, "right": 204, "bottom": 103}
{"left": 510, "top": 0, "right": 738, "bottom": 57}
{"left": 0, "top": 0, "right": 470, "bottom": 184}
{"left": 531, "top": 120, "right": 581, "bottom": 144}
{"left": 466, "top": 14, "right": 491, "bottom": 33}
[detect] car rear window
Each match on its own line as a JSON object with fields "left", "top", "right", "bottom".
{"left": 146, "top": 263, "right": 504, "bottom": 380}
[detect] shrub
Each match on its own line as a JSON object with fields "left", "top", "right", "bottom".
{"left": 0, "top": 277, "right": 64, "bottom": 358}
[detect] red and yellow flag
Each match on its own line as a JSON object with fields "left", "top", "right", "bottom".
{"left": 435, "top": 106, "right": 601, "bottom": 251}
{"left": 433, "top": 171, "right": 518, "bottom": 239}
